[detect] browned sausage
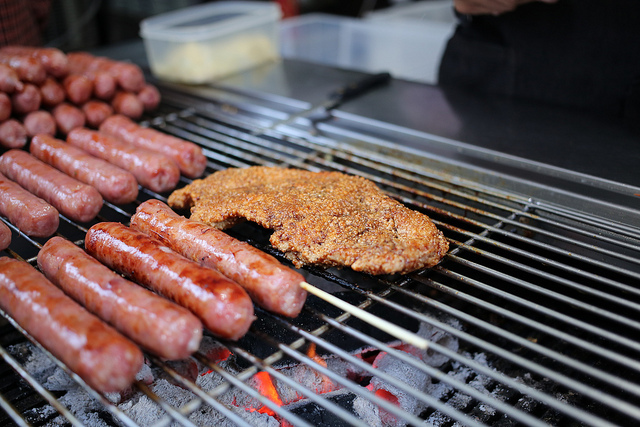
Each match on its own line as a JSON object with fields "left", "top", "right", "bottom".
{"left": 100, "top": 115, "right": 207, "bottom": 178}
{"left": 67, "top": 52, "right": 145, "bottom": 93}
{"left": 0, "top": 119, "right": 27, "bottom": 149}
{"left": 38, "top": 237, "right": 203, "bottom": 360}
{"left": 81, "top": 100, "right": 113, "bottom": 128}
{"left": 11, "top": 83, "right": 41, "bottom": 114}
{"left": 131, "top": 199, "right": 307, "bottom": 317}
{"left": 137, "top": 84, "right": 161, "bottom": 111}
{"left": 0, "top": 257, "right": 143, "bottom": 392}
{"left": 30, "top": 134, "right": 138, "bottom": 205}
{"left": 0, "top": 46, "right": 69, "bottom": 78}
{"left": 0, "top": 53, "right": 46, "bottom": 84}
{"left": 0, "top": 92, "right": 11, "bottom": 121}
{"left": 0, "top": 171, "right": 59, "bottom": 237}
{"left": 111, "top": 91, "right": 143, "bottom": 119}
{"left": 39, "top": 77, "right": 66, "bottom": 107}
{"left": 52, "top": 102, "right": 85, "bottom": 134}
{"left": 0, "top": 221, "right": 10, "bottom": 251}
{"left": 85, "top": 222, "right": 255, "bottom": 340}
{"left": 0, "top": 63, "right": 23, "bottom": 93}
{"left": 66, "top": 128, "right": 180, "bottom": 193}
{"left": 63, "top": 74, "right": 93, "bottom": 105}
{"left": 0, "top": 150, "right": 103, "bottom": 223}
{"left": 23, "top": 110, "right": 57, "bottom": 137}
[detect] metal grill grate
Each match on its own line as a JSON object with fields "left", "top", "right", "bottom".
{"left": 1, "top": 82, "right": 639, "bottom": 426}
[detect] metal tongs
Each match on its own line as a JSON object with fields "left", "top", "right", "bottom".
{"left": 252, "top": 71, "right": 392, "bottom": 136}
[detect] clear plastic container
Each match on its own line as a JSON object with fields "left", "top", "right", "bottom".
{"left": 140, "top": 1, "right": 282, "bottom": 84}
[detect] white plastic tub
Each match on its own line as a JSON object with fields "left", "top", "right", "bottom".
{"left": 140, "top": 1, "right": 282, "bottom": 84}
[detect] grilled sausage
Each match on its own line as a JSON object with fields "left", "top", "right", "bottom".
{"left": 66, "top": 128, "right": 180, "bottom": 193}
{"left": 23, "top": 110, "right": 57, "bottom": 137}
{"left": 38, "top": 237, "right": 203, "bottom": 360}
{"left": 0, "top": 92, "right": 11, "bottom": 121}
{"left": 52, "top": 102, "right": 85, "bottom": 134}
{"left": 67, "top": 52, "right": 145, "bottom": 93}
{"left": 0, "top": 46, "right": 69, "bottom": 78}
{"left": 0, "top": 53, "right": 46, "bottom": 84}
{"left": 111, "top": 91, "right": 143, "bottom": 119}
{"left": 137, "top": 84, "right": 161, "bottom": 111}
{"left": 63, "top": 74, "right": 93, "bottom": 105}
{"left": 0, "top": 119, "right": 27, "bottom": 148}
{"left": 81, "top": 100, "right": 113, "bottom": 128}
{"left": 131, "top": 199, "right": 307, "bottom": 317}
{"left": 0, "top": 257, "right": 143, "bottom": 392}
{"left": 0, "top": 63, "right": 23, "bottom": 93}
{"left": 0, "top": 221, "right": 10, "bottom": 251}
{"left": 85, "top": 222, "right": 255, "bottom": 340}
{"left": 11, "top": 83, "right": 41, "bottom": 114}
{"left": 0, "top": 171, "right": 59, "bottom": 237}
{"left": 91, "top": 71, "right": 116, "bottom": 100}
{"left": 39, "top": 76, "right": 66, "bottom": 107}
{"left": 100, "top": 115, "right": 207, "bottom": 178}
{"left": 30, "top": 134, "right": 138, "bottom": 205}
{"left": 0, "top": 150, "right": 103, "bottom": 223}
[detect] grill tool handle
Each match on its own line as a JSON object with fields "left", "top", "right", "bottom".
{"left": 327, "top": 72, "right": 392, "bottom": 110}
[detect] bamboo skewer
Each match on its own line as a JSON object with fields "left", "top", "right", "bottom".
{"left": 300, "top": 282, "right": 429, "bottom": 350}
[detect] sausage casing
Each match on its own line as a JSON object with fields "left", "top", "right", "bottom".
{"left": 0, "top": 171, "right": 59, "bottom": 237}
{"left": 0, "top": 257, "right": 143, "bottom": 392}
{"left": 30, "top": 134, "right": 138, "bottom": 205}
{"left": 38, "top": 237, "right": 203, "bottom": 360}
{"left": 0, "top": 149, "right": 103, "bottom": 223}
{"left": 0, "top": 119, "right": 27, "bottom": 149}
{"left": 131, "top": 199, "right": 307, "bottom": 317}
{"left": 85, "top": 222, "right": 255, "bottom": 340}
{"left": 0, "top": 221, "right": 10, "bottom": 251}
{"left": 23, "top": 110, "right": 57, "bottom": 137}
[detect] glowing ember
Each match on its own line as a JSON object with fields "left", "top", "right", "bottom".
{"left": 249, "top": 371, "right": 284, "bottom": 417}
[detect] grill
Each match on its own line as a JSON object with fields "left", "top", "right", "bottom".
{"left": 1, "top": 77, "right": 639, "bottom": 427}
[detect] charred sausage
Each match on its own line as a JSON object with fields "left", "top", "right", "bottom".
{"left": 0, "top": 171, "right": 59, "bottom": 237}
{"left": 100, "top": 115, "right": 207, "bottom": 178}
{"left": 0, "top": 63, "right": 23, "bottom": 93}
{"left": 23, "top": 110, "right": 57, "bottom": 137}
{"left": 111, "top": 91, "right": 143, "bottom": 119}
{"left": 0, "top": 46, "right": 69, "bottom": 78}
{"left": 81, "top": 100, "right": 113, "bottom": 128}
{"left": 131, "top": 199, "right": 307, "bottom": 317}
{"left": 0, "top": 119, "right": 27, "bottom": 148}
{"left": 11, "top": 83, "right": 41, "bottom": 114}
{"left": 39, "top": 76, "right": 66, "bottom": 107}
{"left": 0, "top": 92, "right": 11, "bottom": 121}
{"left": 30, "top": 134, "right": 138, "bottom": 204}
{"left": 66, "top": 128, "right": 180, "bottom": 193}
{"left": 0, "top": 221, "right": 10, "bottom": 251}
{"left": 85, "top": 222, "right": 255, "bottom": 340}
{"left": 0, "top": 257, "right": 143, "bottom": 392}
{"left": 0, "top": 149, "right": 103, "bottom": 223}
{"left": 38, "top": 237, "right": 203, "bottom": 360}
{"left": 63, "top": 74, "right": 93, "bottom": 105}
{"left": 52, "top": 102, "right": 85, "bottom": 134}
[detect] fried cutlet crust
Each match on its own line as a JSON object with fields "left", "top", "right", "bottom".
{"left": 168, "top": 167, "right": 448, "bottom": 275}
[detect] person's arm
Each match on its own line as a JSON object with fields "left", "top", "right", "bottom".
{"left": 454, "top": 0, "right": 557, "bottom": 15}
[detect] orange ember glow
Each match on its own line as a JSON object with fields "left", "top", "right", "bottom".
{"left": 250, "top": 371, "right": 284, "bottom": 417}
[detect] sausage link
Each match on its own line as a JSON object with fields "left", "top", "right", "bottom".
{"left": 11, "top": 83, "right": 41, "bottom": 114}
{"left": 85, "top": 222, "right": 255, "bottom": 340}
{"left": 0, "top": 53, "right": 46, "bottom": 84}
{"left": 81, "top": 100, "right": 113, "bottom": 128}
{"left": 67, "top": 52, "right": 145, "bottom": 93}
{"left": 30, "top": 134, "right": 138, "bottom": 205}
{"left": 66, "top": 128, "right": 180, "bottom": 193}
{"left": 39, "top": 77, "right": 66, "bottom": 107}
{"left": 0, "top": 257, "right": 143, "bottom": 392}
{"left": 131, "top": 199, "right": 307, "bottom": 317}
{"left": 0, "top": 221, "right": 10, "bottom": 251}
{"left": 23, "top": 110, "right": 57, "bottom": 137}
{"left": 111, "top": 91, "right": 143, "bottom": 119}
{"left": 38, "top": 237, "right": 203, "bottom": 360}
{"left": 100, "top": 115, "right": 207, "bottom": 178}
{"left": 91, "top": 70, "right": 116, "bottom": 100}
{"left": 137, "top": 84, "right": 161, "bottom": 111}
{"left": 63, "top": 74, "right": 93, "bottom": 105}
{"left": 0, "top": 46, "right": 69, "bottom": 78}
{"left": 0, "top": 63, "right": 23, "bottom": 93}
{"left": 0, "top": 119, "right": 27, "bottom": 149}
{"left": 52, "top": 102, "right": 85, "bottom": 134}
{"left": 0, "top": 92, "right": 11, "bottom": 121}
{"left": 0, "top": 171, "right": 59, "bottom": 237}
{"left": 0, "top": 150, "right": 103, "bottom": 223}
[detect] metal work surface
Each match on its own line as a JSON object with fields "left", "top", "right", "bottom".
{"left": 0, "top": 82, "right": 639, "bottom": 426}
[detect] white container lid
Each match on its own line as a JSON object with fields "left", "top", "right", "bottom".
{"left": 140, "top": 1, "right": 282, "bottom": 42}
